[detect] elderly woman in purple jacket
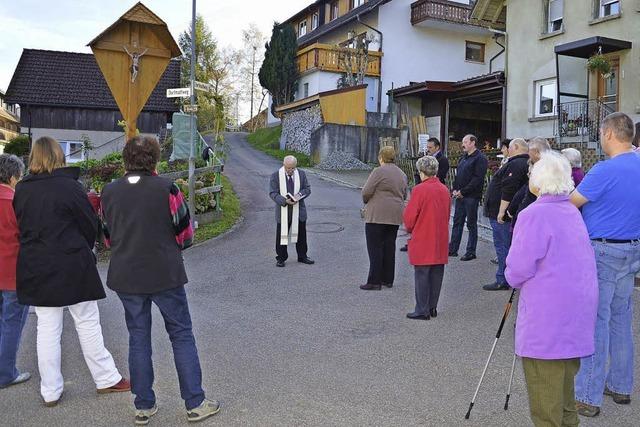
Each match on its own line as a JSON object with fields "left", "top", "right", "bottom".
{"left": 505, "top": 151, "right": 598, "bottom": 427}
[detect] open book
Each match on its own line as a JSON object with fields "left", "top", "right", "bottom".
{"left": 286, "top": 192, "right": 306, "bottom": 202}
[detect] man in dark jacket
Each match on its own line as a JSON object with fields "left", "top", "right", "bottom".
{"left": 101, "top": 136, "right": 220, "bottom": 425}
{"left": 482, "top": 138, "right": 530, "bottom": 290}
{"left": 449, "top": 134, "right": 488, "bottom": 261}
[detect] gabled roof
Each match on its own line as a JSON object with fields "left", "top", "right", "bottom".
{"left": 4, "top": 49, "right": 180, "bottom": 112}
{"left": 296, "top": 0, "right": 388, "bottom": 47}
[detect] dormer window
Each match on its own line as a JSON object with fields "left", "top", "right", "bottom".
{"left": 351, "top": 0, "right": 365, "bottom": 9}
{"left": 599, "top": 0, "right": 620, "bottom": 17}
{"left": 330, "top": 1, "right": 339, "bottom": 21}
{"left": 299, "top": 21, "right": 307, "bottom": 37}
{"left": 312, "top": 13, "right": 319, "bottom": 30}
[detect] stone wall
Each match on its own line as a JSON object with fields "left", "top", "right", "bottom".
{"left": 280, "top": 104, "right": 323, "bottom": 155}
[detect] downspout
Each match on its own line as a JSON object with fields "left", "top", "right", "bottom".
{"left": 489, "top": 37, "right": 505, "bottom": 74}
{"left": 488, "top": 28, "right": 508, "bottom": 141}
{"left": 357, "top": 14, "right": 383, "bottom": 113}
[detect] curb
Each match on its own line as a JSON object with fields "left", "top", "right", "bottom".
{"left": 305, "top": 169, "right": 366, "bottom": 190}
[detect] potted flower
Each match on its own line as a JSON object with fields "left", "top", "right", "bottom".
{"left": 587, "top": 52, "right": 612, "bottom": 78}
{"left": 566, "top": 120, "right": 578, "bottom": 137}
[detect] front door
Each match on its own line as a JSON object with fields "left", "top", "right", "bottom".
{"left": 597, "top": 58, "right": 619, "bottom": 112}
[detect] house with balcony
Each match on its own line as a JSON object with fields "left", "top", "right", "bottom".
{"left": 472, "top": 0, "right": 638, "bottom": 160}
{"left": 0, "top": 90, "right": 21, "bottom": 153}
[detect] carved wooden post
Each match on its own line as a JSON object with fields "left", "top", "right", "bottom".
{"left": 88, "top": 2, "right": 181, "bottom": 140}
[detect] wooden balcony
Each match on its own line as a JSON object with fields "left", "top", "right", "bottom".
{"left": 411, "top": 0, "right": 475, "bottom": 26}
{"left": 296, "top": 43, "right": 382, "bottom": 77}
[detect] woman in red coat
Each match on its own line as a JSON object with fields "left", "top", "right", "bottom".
{"left": 0, "top": 154, "right": 30, "bottom": 388}
{"left": 403, "top": 156, "right": 451, "bottom": 320}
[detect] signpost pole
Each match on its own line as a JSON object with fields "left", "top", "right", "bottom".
{"left": 188, "top": 0, "right": 197, "bottom": 226}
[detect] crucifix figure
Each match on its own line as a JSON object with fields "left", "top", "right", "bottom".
{"left": 123, "top": 46, "right": 149, "bottom": 83}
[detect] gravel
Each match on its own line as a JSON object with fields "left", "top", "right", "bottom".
{"left": 316, "top": 151, "right": 372, "bottom": 170}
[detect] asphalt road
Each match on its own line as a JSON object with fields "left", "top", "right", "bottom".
{"left": 1, "top": 132, "right": 639, "bottom": 426}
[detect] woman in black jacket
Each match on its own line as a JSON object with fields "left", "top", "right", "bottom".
{"left": 13, "top": 137, "right": 129, "bottom": 406}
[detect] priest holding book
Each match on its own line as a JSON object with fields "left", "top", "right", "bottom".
{"left": 269, "top": 155, "right": 315, "bottom": 267}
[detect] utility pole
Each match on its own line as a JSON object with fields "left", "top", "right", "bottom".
{"left": 188, "top": 0, "right": 197, "bottom": 225}
{"left": 249, "top": 45, "right": 257, "bottom": 132}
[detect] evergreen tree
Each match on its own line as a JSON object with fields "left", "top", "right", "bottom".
{"left": 259, "top": 23, "right": 299, "bottom": 117}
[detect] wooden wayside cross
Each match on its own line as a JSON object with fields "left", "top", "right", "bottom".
{"left": 88, "top": 2, "right": 181, "bottom": 139}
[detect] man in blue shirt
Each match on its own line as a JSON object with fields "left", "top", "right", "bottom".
{"left": 571, "top": 112, "right": 640, "bottom": 417}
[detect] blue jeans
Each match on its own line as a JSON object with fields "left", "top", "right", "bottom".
{"left": 117, "top": 286, "right": 205, "bottom": 410}
{"left": 0, "top": 291, "right": 29, "bottom": 386}
{"left": 575, "top": 241, "right": 640, "bottom": 406}
{"left": 449, "top": 197, "right": 479, "bottom": 256}
{"left": 490, "top": 219, "right": 512, "bottom": 285}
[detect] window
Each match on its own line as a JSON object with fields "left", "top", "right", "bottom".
{"left": 546, "top": 0, "right": 563, "bottom": 33}
{"left": 303, "top": 83, "right": 309, "bottom": 98}
{"left": 59, "top": 140, "right": 85, "bottom": 163}
{"left": 351, "top": 0, "right": 365, "bottom": 9}
{"left": 534, "top": 79, "right": 557, "bottom": 117}
{"left": 312, "top": 13, "right": 319, "bottom": 30}
{"left": 465, "top": 41, "right": 485, "bottom": 63}
{"left": 599, "top": 0, "right": 620, "bottom": 17}
{"left": 298, "top": 21, "right": 307, "bottom": 38}
{"left": 330, "top": 1, "right": 339, "bottom": 21}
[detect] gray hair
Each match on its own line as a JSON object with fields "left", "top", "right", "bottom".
{"left": 601, "top": 112, "right": 634, "bottom": 143}
{"left": 283, "top": 155, "right": 297, "bottom": 166}
{"left": 528, "top": 137, "right": 551, "bottom": 154}
{"left": 0, "top": 154, "right": 25, "bottom": 184}
{"left": 530, "top": 151, "right": 574, "bottom": 196}
{"left": 561, "top": 148, "right": 582, "bottom": 168}
{"left": 416, "top": 155, "right": 439, "bottom": 177}
{"left": 510, "top": 138, "right": 528, "bottom": 152}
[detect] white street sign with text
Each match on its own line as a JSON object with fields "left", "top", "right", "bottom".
{"left": 166, "top": 87, "right": 192, "bottom": 98}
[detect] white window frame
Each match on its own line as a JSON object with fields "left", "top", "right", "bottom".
{"left": 330, "top": 2, "right": 339, "bottom": 21}
{"left": 59, "top": 140, "right": 86, "bottom": 163}
{"left": 312, "top": 13, "right": 319, "bottom": 30}
{"left": 547, "top": 0, "right": 563, "bottom": 33}
{"left": 298, "top": 21, "right": 307, "bottom": 38}
{"left": 534, "top": 78, "right": 557, "bottom": 118}
{"left": 599, "top": 0, "right": 620, "bottom": 17}
{"left": 353, "top": 0, "right": 366, "bottom": 8}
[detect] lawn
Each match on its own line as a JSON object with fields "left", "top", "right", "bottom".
{"left": 247, "top": 126, "right": 311, "bottom": 167}
{"left": 193, "top": 174, "right": 242, "bottom": 244}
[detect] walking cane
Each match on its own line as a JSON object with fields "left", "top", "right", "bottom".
{"left": 504, "top": 337, "right": 517, "bottom": 410}
{"left": 464, "top": 288, "right": 517, "bottom": 420}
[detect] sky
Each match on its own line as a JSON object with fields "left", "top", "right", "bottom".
{"left": 0, "top": 0, "right": 311, "bottom": 119}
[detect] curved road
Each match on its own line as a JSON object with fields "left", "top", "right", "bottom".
{"left": 2, "top": 133, "right": 637, "bottom": 426}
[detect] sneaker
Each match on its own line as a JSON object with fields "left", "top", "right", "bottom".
{"left": 97, "top": 377, "right": 131, "bottom": 394}
{"left": 0, "top": 372, "right": 31, "bottom": 389}
{"left": 135, "top": 404, "right": 158, "bottom": 425}
{"left": 604, "top": 386, "right": 631, "bottom": 404}
{"left": 187, "top": 399, "right": 220, "bottom": 422}
{"left": 576, "top": 401, "right": 600, "bottom": 417}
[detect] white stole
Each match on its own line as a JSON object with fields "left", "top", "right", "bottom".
{"left": 279, "top": 167, "right": 300, "bottom": 245}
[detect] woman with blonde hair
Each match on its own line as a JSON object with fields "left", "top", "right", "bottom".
{"left": 13, "top": 137, "right": 129, "bottom": 406}
{"left": 360, "top": 146, "right": 407, "bottom": 290}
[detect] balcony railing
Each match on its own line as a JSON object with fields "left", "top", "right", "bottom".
{"left": 411, "top": 0, "right": 474, "bottom": 26}
{"left": 555, "top": 99, "right": 614, "bottom": 155}
{"left": 297, "top": 43, "right": 382, "bottom": 77}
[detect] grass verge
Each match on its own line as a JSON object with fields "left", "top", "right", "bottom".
{"left": 247, "top": 126, "right": 311, "bottom": 167}
{"left": 193, "top": 174, "right": 241, "bottom": 244}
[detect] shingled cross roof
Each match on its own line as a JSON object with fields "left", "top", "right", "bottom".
{"left": 4, "top": 49, "right": 180, "bottom": 112}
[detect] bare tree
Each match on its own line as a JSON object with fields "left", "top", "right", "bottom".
{"left": 239, "top": 23, "right": 266, "bottom": 129}
{"left": 336, "top": 31, "right": 377, "bottom": 88}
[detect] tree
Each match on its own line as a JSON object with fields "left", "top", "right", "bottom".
{"left": 178, "top": 15, "right": 227, "bottom": 133}
{"left": 3, "top": 135, "right": 30, "bottom": 157}
{"left": 239, "top": 23, "right": 266, "bottom": 127}
{"left": 259, "top": 23, "right": 299, "bottom": 117}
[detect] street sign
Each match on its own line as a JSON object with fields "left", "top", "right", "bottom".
{"left": 183, "top": 104, "right": 198, "bottom": 113}
{"left": 194, "top": 81, "right": 213, "bottom": 93}
{"left": 418, "top": 134, "right": 430, "bottom": 154}
{"left": 166, "top": 87, "right": 192, "bottom": 98}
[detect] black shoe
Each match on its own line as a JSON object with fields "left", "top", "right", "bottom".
{"left": 429, "top": 308, "right": 438, "bottom": 318}
{"left": 490, "top": 257, "right": 498, "bottom": 265}
{"left": 406, "top": 312, "right": 430, "bottom": 320}
{"left": 604, "top": 386, "right": 631, "bottom": 404}
{"left": 482, "top": 282, "right": 510, "bottom": 291}
{"left": 276, "top": 260, "right": 285, "bottom": 267}
{"left": 448, "top": 251, "right": 458, "bottom": 257}
{"left": 460, "top": 254, "right": 477, "bottom": 261}
{"left": 381, "top": 282, "right": 393, "bottom": 288}
{"left": 400, "top": 245, "right": 408, "bottom": 252}
{"left": 360, "top": 283, "right": 381, "bottom": 291}
{"left": 298, "top": 257, "right": 315, "bottom": 265}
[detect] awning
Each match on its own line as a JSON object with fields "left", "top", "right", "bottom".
{"left": 389, "top": 71, "right": 504, "bottom": 101}
{"left": 554, "top": 36, "right": 632, "bottom": 58}
{"left": 389, "top": 81, "right": 455, "bottom": 98}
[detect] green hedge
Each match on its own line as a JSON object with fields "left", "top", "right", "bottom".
{"left": 247, "top": 126, "right": 311, "bottom": 167}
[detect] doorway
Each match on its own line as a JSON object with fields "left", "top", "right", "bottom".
{"left": 597, "top": 58, "right": 619, "bottom": 112}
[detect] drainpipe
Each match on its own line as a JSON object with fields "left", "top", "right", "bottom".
{"left": 488, "top": 28, "right": 508, "bottom": 140}
{"left": 489, "top": 36, "right": 505, "bottom": 74}
{"left": 357, "top": 14, "right": 383, "bottom": 113}
{"left": 488, "top": 28, "right": 507, "bottom": 80}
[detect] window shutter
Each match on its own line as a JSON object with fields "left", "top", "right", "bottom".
{"left": 549, "top": 0, "right": 563, "bottom": 22}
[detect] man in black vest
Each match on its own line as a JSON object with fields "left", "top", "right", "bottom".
{"left": 101, "top": 137, "right": 220, "bottom": 425}
{"left": 448, "top": 134, "right": 488, "bottom": 261}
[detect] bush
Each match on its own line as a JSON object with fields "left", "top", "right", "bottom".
{"left": 4, "top": 135, "right": 30, "bottom": 157}
{"left": 247, "top": 126, "right": 311, "bottom": 167}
